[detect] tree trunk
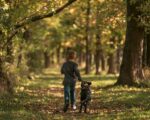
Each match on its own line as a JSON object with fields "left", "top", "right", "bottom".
{"left": 0, "top": 58, "right": 13, "bottom": 93}
{"left": 108, "top": 36, "right": 116, "bottom": 74}
{"left": 143, "top": 33, "right": 147, "bottom": 67}
{"left": 143, "top": 32, "right": 150, "bottom": 67}
{"left": 89, "top": 51, "right": 92, "bottom": 69}
{"left": 0, "top": 58, "right": 6, "bottom": 93}
{"left": 116, "top": 0, "right": 144, "bottom": 86}
{"left": 107, "top": 53, "right": 116, "bottom": 74}
{"left": 147, "top": 33, "right": 150, "bottom": 67}
{"left": 85, "top": 0, "right": 91, "bottom": 74}
{"left": 78, "top": 50, "right": 82, "bottom": 65}
{"left": 56, "top": 46, "right": 61, "bottom": 64}
{"left": 44, "top": 51, "right": 50, "bottom": 68}
{"left": 95, "top": 41, "right": 101, "bottom": 74}
{"left": 6, "top": 38, "right": 14, "bottom": 63}
{"left": 116, "top": 46, "right": 122, "bottom": 72}
{"left": 0, "top": 32, "right": 16, "bottom": 93}
{"left": 95, "top": 53, "right": 100, "bottom": 74}
{"left": 51, "top": 52, "right": 55, "bottom": 64}
{"left": 95, "top": 5, "right": 102, "bottom": 75}
{"left": 101, "top": 52, "right": 106, "bottom": 71}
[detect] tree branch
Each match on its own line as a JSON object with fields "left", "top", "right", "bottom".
{"left": 2, "top": 30, "right": 18, "bottom": 50}
{"left": 15, "top": 0, "right": 77, "bottom": 29}
{"left": 3, "top": 0, "right": 77, "bottom": 50}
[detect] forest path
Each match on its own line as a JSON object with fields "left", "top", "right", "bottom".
{"left": 0, "top": 68, "right": 150, "bottom": 120}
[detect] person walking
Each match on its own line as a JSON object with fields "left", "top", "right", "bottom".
{"left": 61, "top": 50, "right": 82, "bottom": 112}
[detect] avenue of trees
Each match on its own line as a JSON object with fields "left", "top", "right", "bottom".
{"left": 0, "top": 0, "right": 150, "bottom": 93}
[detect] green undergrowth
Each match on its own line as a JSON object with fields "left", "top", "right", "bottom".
{"left": 0, "top": 69, "right": 150, "bottom": 120}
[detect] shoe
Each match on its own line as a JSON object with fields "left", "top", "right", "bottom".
{"left": 72, "top": 104, "right": 76, "bottom": 110}
{"left": 63, "top": 104, "right": 69, "bottom": 113}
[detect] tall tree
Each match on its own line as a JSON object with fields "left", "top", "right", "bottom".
{"left": 95, "top": 5, "right": 102, "bottom": 75}
{"left": 0, "top": 0, "right": 77, "bottom": 93}
{"left": 116, "top": 0, "right": 144, "bottom": 86}
{"left": 85, "top": 0, "right": 91, "bottom": 74}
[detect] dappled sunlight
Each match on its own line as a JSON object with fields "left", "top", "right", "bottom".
{"left": 1, "top": 69, "right": 150, "bottom": 120}
{"left": 42, "top": 67, "right": 62, "bottom": 76}
{"left": 1, "top": 0, "right": 149, "bottom": 119}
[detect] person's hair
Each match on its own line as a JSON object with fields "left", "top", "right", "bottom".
{"left": 67, "top": 50, "right": 76, "bottom": 60}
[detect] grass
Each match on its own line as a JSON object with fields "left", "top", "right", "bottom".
{"left": 0, "top": 68, "right": 150, "bottom": 120}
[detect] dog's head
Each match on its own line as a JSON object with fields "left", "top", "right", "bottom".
{"left": 81, "top": 81, "right": 91, "bottom": 90}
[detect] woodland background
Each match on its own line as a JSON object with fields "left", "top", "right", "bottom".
{"left": 0, "top": 0, "right": 150, "bottom": 119}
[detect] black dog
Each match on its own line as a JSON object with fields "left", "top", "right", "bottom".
{"left": 79, "top": 81, "right": 91, "bottom": 113}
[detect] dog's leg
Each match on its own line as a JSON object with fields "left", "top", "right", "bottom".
{"left": 84, "top": 103, "right": 87, "bottom": 113}
{"left": 79, "top": 103, "right": 83, "bottom": 113}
